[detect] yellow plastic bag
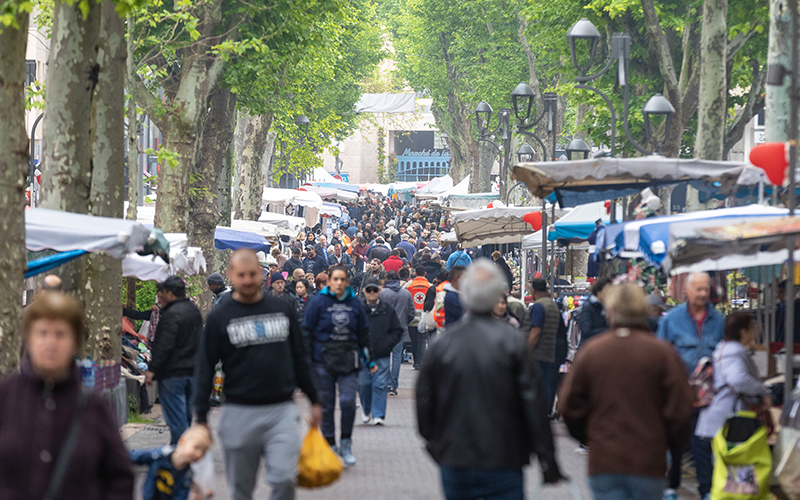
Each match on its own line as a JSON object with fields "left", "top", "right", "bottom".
{"left": 297, "top": 427, "right": 343, "bottom": 488}
{"left": 711, "top": 411, "right": 772, "bottom": 500}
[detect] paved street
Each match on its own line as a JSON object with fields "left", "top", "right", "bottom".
{"left": 124, "top": 364, "right": 699, "bottom": 500}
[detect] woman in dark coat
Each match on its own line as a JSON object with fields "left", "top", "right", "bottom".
{"left": 0, "top": 292, "right": 134, "bottom": 500}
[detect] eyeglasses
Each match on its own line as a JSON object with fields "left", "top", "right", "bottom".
{"left": 365, "top": 288, "right": 379, "bottom": 293}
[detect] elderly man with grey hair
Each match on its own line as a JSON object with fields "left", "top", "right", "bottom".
{"left": 657, "top": 272, "right": 724, "bottom": 500}
{"left": 416, "top": 260, "right": 563, "bottom": 499}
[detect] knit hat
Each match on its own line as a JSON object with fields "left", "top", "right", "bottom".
{"left": 207, "top": 272, "right": 225, "bottom": 286}
{"left": 270, "top": 272, "right": 285, "bottom": 283}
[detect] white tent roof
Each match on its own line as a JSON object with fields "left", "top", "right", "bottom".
{"left": 26, "top": 208, "right": 153, "bottom": 260}
{"left": 442, "top": 175, "right": 470, "bottom": 199}
{"left": 416, "top": 175, "right": 453, "bottom": 197}
{"left": 122, "top": 233, "right": 206, "bottom": 282}
{"left": 308, "top": 167, "right": 337, "bottom": 183}
{"left": 262, "top": 187, "right": 322, "bottom": 227}
{"left": 452, "top": 206, "right": 538, "bottom": 247}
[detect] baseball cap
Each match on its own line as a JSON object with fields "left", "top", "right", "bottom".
{"left": 647, "top": 294, "right": 666, "bottom": 310}
{"left": 159, "top": 275, "right": 186, "bottom": 293}
{"left": 363, "top": 277, "right": 381, "bottom": 292}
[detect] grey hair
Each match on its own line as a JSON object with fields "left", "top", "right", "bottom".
{"left": 686, "top": 272, "right": 711, "bottom": 288}
{"left": 460, "top": 259, "right": 508, "bottom": 314}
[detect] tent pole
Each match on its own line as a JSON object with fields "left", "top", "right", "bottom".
{"left": 542, "top": 198, "right": 548, "bottom": 287}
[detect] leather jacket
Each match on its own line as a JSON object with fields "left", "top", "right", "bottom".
{"left": 416, "top": 314, "right": 560, "bottom": 473}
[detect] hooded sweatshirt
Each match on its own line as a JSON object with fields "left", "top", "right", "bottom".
{"left": 379, "top": 280, "right": 415, "bottom": 333}
{"left": 302, "top": 286, "right": 372, "bottom": 365}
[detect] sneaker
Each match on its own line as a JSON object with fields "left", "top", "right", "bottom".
{"left": 388, "top": 388, "right": 398, "bottom": 396}
{"left": 575, "top": 445, "right": 589, "bottom": 455}
{"left": 372, "top": 417, "right": 385, "bottom": 426}
{"left": 361, "top": 413, "right": 372, "bottom": 424}
{"left": 662, "top": 489, "right": 678, "bottom": 500}
{"left": 339, "top": 438, "right": 356, "bottom": 467}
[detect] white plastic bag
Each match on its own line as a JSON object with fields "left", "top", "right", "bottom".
{"left": 190, "top": 452, "right": 215, "bottom": 499}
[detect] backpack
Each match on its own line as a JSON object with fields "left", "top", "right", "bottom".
{"left": 689, "top": 356, "right": 716, "bottom": 408}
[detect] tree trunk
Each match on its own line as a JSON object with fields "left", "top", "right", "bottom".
{"left": 40, "top": 0, "right": 101, "bottom": 292}
{"left": 475, "top": 141, "right": 494, "bottom": 193}
{"left": 695, "top": 0, "right": 728, "bottom": 160}
{"left": 0, "top": 13, "right": 29, "bottom": 375}
{"left": 235, "top": 114, "right": 273, "bottom": 220}
{"left": 215, "top": 135, "right": 235, "bottom": 273}
{"left": 766, "top": 0, "right": 792, "bottom": 143}
{"left": 84, "top": 1, "right": 126, "bottom": 362}
{"left": 125, "top": 13, "right": 138, "bottom": 221}
{"left": 262, "top": 129, "right": 277, "bottom": 186}
{"left": 232, "top": 110, "right": 247, "bottom": 216}
{"left": 189, "top": 86, "right": 236, "bottom": 312}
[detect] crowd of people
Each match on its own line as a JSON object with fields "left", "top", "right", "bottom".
{"left": 0, "top": 193, "right": 777, "bottom": 500}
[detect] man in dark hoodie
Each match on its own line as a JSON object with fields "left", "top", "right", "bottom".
{"left": 492, "top": 251, "right": 514, "bottom": 292}
{"left": 359, "top": 277, "right": 404, "bottom": 425}
{"left": 380, "top": 271, "right": 415, "bottom": 395}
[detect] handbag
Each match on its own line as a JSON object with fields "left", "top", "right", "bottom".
{"left": 711, "top": 410, "right": 772, "bottom": 500}
{"left": 42, "top": 387, "right": 89, "bottom": 500}
{"left": 321, "top": 340, "right": 361, "bottom": 376}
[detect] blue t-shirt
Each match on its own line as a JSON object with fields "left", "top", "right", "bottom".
{"left": 529, "top": 303, "right": 545, "bottom": 328}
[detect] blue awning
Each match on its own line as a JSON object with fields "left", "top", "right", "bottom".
{"left": 26, "top": 250, "right": 88, "bottom": 278}
{"left": 214, "top": 227, "right": 271, "bottom": 253}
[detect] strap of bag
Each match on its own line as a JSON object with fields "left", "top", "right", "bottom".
{"left": 42, "top": 387, "right": 89, "bottom": 500}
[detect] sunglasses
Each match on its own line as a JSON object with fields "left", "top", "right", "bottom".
{"left": 365, "top": 288, "right": 379, "bottom": 293}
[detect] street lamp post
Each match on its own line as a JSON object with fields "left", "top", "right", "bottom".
{"left": 567, "top": 18, "right": 676, "bottom": 156}
{"left": 29, "top": 113, "right": 44, "bottom": 207}
{"left": 475, "top": 83, "right": 559, "bottom": 201}
{"left": 276, "top": 115, "right": 311, "bottom": 189}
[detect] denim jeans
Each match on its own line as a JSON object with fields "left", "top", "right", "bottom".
{"left": 693, "top": 436, "right": 713, "bottom": 497}
{"left": 390, "top": 341, "right": 404, "bottom": 389}
{"left": 588, "top": 474, "right": 666, "bottom": 500}
{"left": 159, "top": 376, "right": 193, "bottom": 445}
{"left": 440, "top": 465, "right": 523, "bottom": 500}
{"left": 538, "top": 360, "right": 559, "bottom": 415}
{"left": 358, "top": 357, "right": 391, "bottom": 419}
{"left": 313, "top": 363, "right": 359, "bottom": 441}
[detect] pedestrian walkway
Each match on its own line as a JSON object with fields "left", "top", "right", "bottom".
{"left": 124, "top": 364, "right": 699, "bottom": 499}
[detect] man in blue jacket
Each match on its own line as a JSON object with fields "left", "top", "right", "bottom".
{"left": 657, "top": 272, "right": 723, "bottom": 500}
{"left": 446, "top": 246, "right": 472, "bottom": 271}
{"left": 302, "top": 246, "right": 328, "bottom": 276}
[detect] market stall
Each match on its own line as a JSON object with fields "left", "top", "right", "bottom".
{"left": 452, "top": 206, "right": 540, "bottom": 247}
{"left": 512, "top": 157, "right": 754, "bottom": 207}
{"left": 415, "top": 175, "right": 454, "bottom": 199}
{"left": 262, "top": 187, "right": 323, "bottom": 227}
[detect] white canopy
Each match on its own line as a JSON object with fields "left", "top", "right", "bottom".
{"left": 441, "top": 175, "right": 470, "bottom": 199}
{"left": 416, "top": 175, "right": 454, "bottom": 197}
{"left": 308, "top": 167, "right": 337, "bottom": 183}
{"left": 122, "top": 233, "right": 206, "bottom": 282}
{"left": 355, "top": 93, "right": 416, "bottom": 114}
{"left": 233, "top": 219, "right": 296, "bottom": 240}
{"left": 26, "top": 208, "right": 153, "bottom": 260}
{"left": 452, "top": 206, "right": 539, "bottom": 247}
{"left": 438, "top": 231, "right": 458, "bottom": 245}
{"left": 256, "top": 212, "right": 306, "bottom": 235}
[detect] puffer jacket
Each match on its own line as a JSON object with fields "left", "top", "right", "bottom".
{"left": 416, "top": 314, "right": 559, "bottom": 471}
{"left": 362, "top": 298, "right": 405, "bottom": 358}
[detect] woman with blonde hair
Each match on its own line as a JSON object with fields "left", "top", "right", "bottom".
{"left": 0, "top": 292, "right": 134, "bottom": 499}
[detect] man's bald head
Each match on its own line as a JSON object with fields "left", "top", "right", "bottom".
{"left": 41, "top": 275, "right": 63, "bottom": 292}
{"left": 230, "top": 249, "right": 260, "bottom": 269}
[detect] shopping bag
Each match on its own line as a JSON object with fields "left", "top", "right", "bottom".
{"left": 297, "top": 427, "right": 343, "bottom": 488}
{"left": 189, "top": 452, "right": 215, "bottom": 499}
{"left": 711, "top": 411, "right": 772, "bottom": 500}
{"left": 775, "top": 427, "right": 800, "bottom": 499}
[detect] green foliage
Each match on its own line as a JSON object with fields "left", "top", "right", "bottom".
{"left": 376, "top": 126, "right": 387, "bottom": 182}
{"left": 25, "top": 81, "right": 45, "bottom": 111}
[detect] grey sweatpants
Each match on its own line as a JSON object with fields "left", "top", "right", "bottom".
{"left": 217, "top": 401, "right": 302, "bottom": 500}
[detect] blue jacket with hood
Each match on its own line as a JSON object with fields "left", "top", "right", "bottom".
{"left": 303, "top": 286, "right": 372, "bottom": 365}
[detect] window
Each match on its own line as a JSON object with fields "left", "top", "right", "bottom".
{"left": 25, "top": 60, "right": 36, "bottom": 87}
